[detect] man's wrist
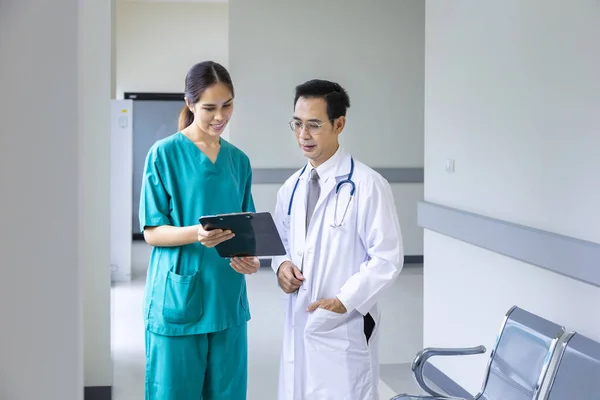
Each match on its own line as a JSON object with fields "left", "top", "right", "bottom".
{"left": 272, "top": 256, "right": 291, "bottom": 275}
{"left": 277, "top": 260, "right": 292, "bottom": 275}
{"left": 276, "top": 260, "right": 290, "bottom": 277}
{"left": 336, "top": 294, "right": 353, "bottom": 314}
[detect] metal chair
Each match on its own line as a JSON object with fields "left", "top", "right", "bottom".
{"left": 391, "top": 306, "right": 566, "bottom": 400}
{"left": 542, "top": 331, "right": 600, "bottom": 400}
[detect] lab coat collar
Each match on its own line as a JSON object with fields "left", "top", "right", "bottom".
{"left": 310, "top": 147, "right": 351, "bottom": 215}
{"left": 293, "top": 147, "right": 349, "bottom": 243}
{"left": 303, "top": 146, "right": 344, "bottom": 184}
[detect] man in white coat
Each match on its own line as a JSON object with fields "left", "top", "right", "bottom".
{"left": 271, "top": 79, "right": 404, "bottom": 400}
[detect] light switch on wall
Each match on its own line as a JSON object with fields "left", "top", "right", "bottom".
{"left": 445, "top": 159, "right": 455, "bottom": 173}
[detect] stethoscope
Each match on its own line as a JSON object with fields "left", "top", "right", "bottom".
{"left": 287, "top": 157, "right": 355, "bottom": 228}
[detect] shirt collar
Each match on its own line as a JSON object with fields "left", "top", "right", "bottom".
{"left": 307, "top": 145, "right": 342, "bottom": 184}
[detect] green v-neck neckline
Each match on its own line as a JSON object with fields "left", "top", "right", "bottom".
{"left": 177, "top": 131, "right": 226, "bottom": 167}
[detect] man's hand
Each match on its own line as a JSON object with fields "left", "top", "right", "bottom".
{"left": 230, "top": 257, "right": 260, "bottom": 275}
{"left": 307, "top": 297, "right": 347, "bottom": 314}
{"left": 277, "top": 261, "right": 304, "bottom": 293}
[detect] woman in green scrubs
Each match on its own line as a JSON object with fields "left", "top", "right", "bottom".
{"left": 139, "top": 61, "right": 260, "bottom": 400}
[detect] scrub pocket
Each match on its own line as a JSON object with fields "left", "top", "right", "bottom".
{"left": 306, "top": 308, "right": 350, "bottom": 352}
{"left": 162, "top": 270, "right": 203, "bottom": 324}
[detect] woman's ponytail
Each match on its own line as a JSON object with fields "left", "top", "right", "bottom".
{"left": 178, "top": 105, "right": 194, "bottom": 131}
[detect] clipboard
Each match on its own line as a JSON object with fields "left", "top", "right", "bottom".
{"left": 199, "top": 211, "right": 286, "bottom": 258}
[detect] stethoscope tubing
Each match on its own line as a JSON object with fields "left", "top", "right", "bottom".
{"left": 287, "top": 157, "right": 355, "bottom": 227}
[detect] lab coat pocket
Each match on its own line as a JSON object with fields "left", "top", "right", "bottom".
{"left": 306, "top": 308, "right": 350, "bottom": 352}
{"left": 162, "top": 270, "right": 203, "bottom": 324}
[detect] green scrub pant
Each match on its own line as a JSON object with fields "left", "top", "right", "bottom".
{"left": 145, "top": 323, "right": 247, "bottom": 400}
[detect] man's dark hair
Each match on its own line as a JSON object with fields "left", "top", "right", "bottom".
{"left": 294, "top": 79, "right": 351, "bottom": 122}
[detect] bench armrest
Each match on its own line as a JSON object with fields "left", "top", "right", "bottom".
{"left": 411, "top": 346, "right": 486, "bottom": 398}
{"left": 390, "top": 395, "right": 465, "bottom": 400}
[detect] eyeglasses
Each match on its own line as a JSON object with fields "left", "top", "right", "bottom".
{"left": 288, "top": 119, "right": 334, "bottom": 134}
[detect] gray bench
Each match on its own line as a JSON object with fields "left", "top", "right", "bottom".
{"left": 391, "top": 306, "right": 566, "bottom": 400}
{"left": 542, "top": 331, "right": 600, "bottom": 399}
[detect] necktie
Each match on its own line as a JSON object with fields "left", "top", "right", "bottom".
{"left": 305, "top": 168, "right": 320, "bottom": 231}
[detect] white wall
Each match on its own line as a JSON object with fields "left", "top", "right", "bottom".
{"left": 0, "top": 0, "right": 112, "bottom": 397}
{"left": 82, "top": 0, "right": 114, "bottom": 390}
{"left": 116, "top": 0, "right": 424, "bottom": 255}
{"left": 114, "top": 1, "right": 231, "bottom": 280}
{"left": 115, "top": 1, "right": 229, "bottom": 97}
{"left": 229, "top": 0, "right": 425, "bottom": 256}
{"left": 424, "top": 0, "right": 600, "bottom": 393}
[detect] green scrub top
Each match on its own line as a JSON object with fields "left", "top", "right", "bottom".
{"left": 139, "top": 132, "right": 255, "bottom": 336}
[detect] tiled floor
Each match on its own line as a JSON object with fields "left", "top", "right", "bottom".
{"left": 111, "top": 246, "right": 425, "bottom": 399}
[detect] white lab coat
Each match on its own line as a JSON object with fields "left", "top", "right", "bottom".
{"left": 271, "top": 148, "right": 404, "bottom": 400}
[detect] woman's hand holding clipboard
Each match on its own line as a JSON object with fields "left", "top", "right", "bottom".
{"left": 197, "top": 224, "right": 235, "bottom": 248}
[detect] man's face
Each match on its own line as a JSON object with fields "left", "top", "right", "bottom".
{"left": 292, "top": 96, "right": 345, "bottom": 167}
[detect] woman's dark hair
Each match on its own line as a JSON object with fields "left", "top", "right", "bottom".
{"left": 294, "top": 79, "right": 351, "bottom": 121}
{"left": 178, "top": 61, "right": 235, "bottom": 131}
